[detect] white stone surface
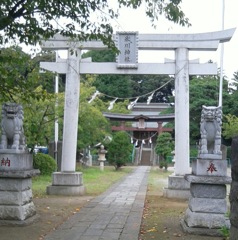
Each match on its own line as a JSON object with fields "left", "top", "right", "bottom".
{"left": 52, "top": 172, "right": 83, "bottom": 186}
{"left": 174, "top": 48, "right": 191, "bottom": 176}
{"left": 61, "top": 49, "right": 80, "bottom": 172}
{"left": 46, "top": 185, "right": 85, "bottom": 196}
{"left": 41, "top": 28, "right": 235, "bottom": 50}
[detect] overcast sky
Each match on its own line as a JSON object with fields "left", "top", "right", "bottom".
{"left": 112, "top": 0, "right": 238, "bottom": 80}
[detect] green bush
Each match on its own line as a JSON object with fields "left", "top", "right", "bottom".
{"left": 107, "top": 131, "right": 133, "bottom": 170}
{"left": 33, "top": 153, "right": 57, "bottom": 175}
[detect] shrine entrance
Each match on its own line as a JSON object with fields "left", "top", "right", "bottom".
{"left": 40, "top": 28, "right": 235, "bottom": 196}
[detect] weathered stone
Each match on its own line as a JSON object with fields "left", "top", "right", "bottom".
{"left": 168, "top": 175, "right": 190, "bottom": 189}
{"left": 163, "top": 175, "right": 190, "bottom": 199}
{"left": 0, "top": 104, "right": 38, "bottom": 224}
{"left": 185, "top": 174, "right": 231, "bottom": 184}
{"left": 0, "top": 178, "right": 31, "bottom": 191}
{"left": 0, "top": 169, "right": 40, "bottom": 178}
{"left": 190, "top": 183, "right": 227, "bottom": 199}
{"left": 0, "top": 153, "right": 33, "bottom": 171}
{"left": 52, "top": 172, "right": 83, "bottom": 186}
{"left": 0, "top": 103, "right": 26, "bottom": 151}
{"left": 0, "top": 202, "right": 36, "bottom": 220}
{"left": 184, "top": 208, "right": 230, "bottom": 229}
{"left": 192, "top": 159, "right": 227, "bottom": 176}
{"left": 0, "top": 189, "right": 32, "bottom": 206}
{"left": 46, "top": 185, "right": 85, "bottom": 196}
{"left": 198, "top": 106, "right": 222, "bottom": 156}
{"left": 189, "top": 197, "right": 227, "bottom": 213}
{"left": 181, "top": 220, "right": 223, "bottom": 237}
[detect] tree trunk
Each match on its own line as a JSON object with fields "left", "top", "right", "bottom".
{"left": 230, "top": 136, "right": 238, "bottom": 240}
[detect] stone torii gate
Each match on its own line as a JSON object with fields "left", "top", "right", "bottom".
{"left": 40, "top": 29, "right": 235, "bottom": 196}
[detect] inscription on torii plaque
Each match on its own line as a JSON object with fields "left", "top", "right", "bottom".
{"left": 115, "top": 31, "right": 138, "bottom": 69}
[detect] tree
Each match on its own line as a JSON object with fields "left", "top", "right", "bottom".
{"left": 23, "top": 87, "right": 65, "bottom": 150}
{"left": 223, "top": 114, "right": 238, "bottom": 139}
{"left": 1, "top": 1, "right": 190, "bottom": 48}
{"left": 155, "top": 132, "right": 174, "bottom": 169}
{"left": 0, "top": 46, "right": 50, "bottom": 102}
{"left": 130, "top": 74, "right": 174, "bottom": 103}
{"left": 107, "top": 131, "right": 133, "bottom": 170}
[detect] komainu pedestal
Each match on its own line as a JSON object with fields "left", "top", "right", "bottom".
{"left": 181, "top": 106, "right": 231, "bottom": 236}
{"left": 0, "top": 103, "right": 39, "bottom": 225}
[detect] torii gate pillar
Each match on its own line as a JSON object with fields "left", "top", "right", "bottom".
{"left": 46, "top": 49, "right": 85, "bottom": 196}
{"left": 174, "top": 48, "right": 190, "bottom": 176}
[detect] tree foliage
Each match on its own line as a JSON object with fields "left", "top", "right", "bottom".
{"left": 23, "top": 87, "right": 64, "bottom": 149}
{"left": 0, "top": 46, "right": 50, "bottom": 102}
{"left": 107, "top": 131, "right": 133, "bottom": 170}
{"left": 155, "top": 132, "right": 174, "bottom": 160}
{"left": 223, "top": 114, "right": 238, "bottom": 139}
{"left": 1, "top": 0, "right": 190, "bottom": 48}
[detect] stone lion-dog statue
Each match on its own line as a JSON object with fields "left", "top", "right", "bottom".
{"left": 199, "top": 105, "right": 222, "bottom": 155}
{"left": 0, "top": 103, "right": 26, "bottom": 150}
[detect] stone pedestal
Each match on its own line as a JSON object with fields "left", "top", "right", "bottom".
{"left": 47, "top": 172, "right": 85, "bottom": 196}
{"left": 0, "top": 151, "right": 39, "bottom": 225}
{"left": 181, "top": 164, "right": 231, "bottom": 236}
{"left": 163, "top": 174, "right": 190, "bottom": 199}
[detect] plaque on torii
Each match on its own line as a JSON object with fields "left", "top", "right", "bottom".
{"left": 40, "top": 28, "right": 235, "bottom": 176}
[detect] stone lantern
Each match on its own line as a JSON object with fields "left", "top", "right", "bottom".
{"left": 98, "top": 145, "right": 107, "bottom": 171}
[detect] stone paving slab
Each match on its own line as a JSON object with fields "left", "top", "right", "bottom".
{"left": 44, "top": 166, "right": 150, "bottom": 240}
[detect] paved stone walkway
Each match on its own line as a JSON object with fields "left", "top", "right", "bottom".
{"left": 45, "top": 166, "right": 150, "bottom": 240}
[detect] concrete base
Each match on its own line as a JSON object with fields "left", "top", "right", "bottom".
{"left": 0, "top": 152, "right": 33, "bottom": 171}
{"left": 47, "top": 172, "right": 85, "bottom": 196}
{"left": 184, "top": 208, "right": 230, "bottom": 229}
{"left": 192, "top": 158, "right": 227, "bottom": 176}
{"left": 0, "top": 147, "right": 38, "bottom": 225}
{"left": 163, "top": 188, "right": 190, "bottom": 199}
{"left": 181, "top": 219, "right": 223, "bottom": 237}
{"left": 0, "top": 214, "right": 39, "bottom": 226}
{"left": 163, "top": 174, "right": 190, "bottom": 199}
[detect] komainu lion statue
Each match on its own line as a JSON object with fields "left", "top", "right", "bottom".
{"left": 199, "top": 105, "right": 222, "bottom": 155}
{"left": 0, "top": 103, "right": 26, "bottom": 150}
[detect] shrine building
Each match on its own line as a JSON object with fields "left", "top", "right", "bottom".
{"left": 103, "top": 103, "right": 174, "bottom": 165}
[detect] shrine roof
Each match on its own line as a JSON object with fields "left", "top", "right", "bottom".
{"left": 103, "top": 112, "right": 174, "bottom": 122}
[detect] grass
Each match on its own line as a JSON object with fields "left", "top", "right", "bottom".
{"left": 32, "top": 165, "right": 133, "bottom": 198}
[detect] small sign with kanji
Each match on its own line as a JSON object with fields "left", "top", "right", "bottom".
{"left": 1, "top": 157, "right": 11, "bottom": 167}
{"left": 116, "top": 32, "right": 138, "bottom": 69}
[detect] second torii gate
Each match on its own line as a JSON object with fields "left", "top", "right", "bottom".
{"left": 40, "top": 28, "right": 235, "bottom": 195}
